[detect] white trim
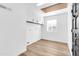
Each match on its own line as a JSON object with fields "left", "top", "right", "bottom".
{"left": 27, "top": 39, "right": 41, "bottom": 46}
{"left": 27, "top": 38, "right": 68, "bottom": 49}
{"left": 36, "top": 3, "right": 57, "bottom": 8}
{"left": 43, "top": 38, "right": 67, "bottom": 43}
{"left": 67, "top": 3, "right": 72, "bottom": 56}
{"left": 17, "top": 49, "right": 27, "bottom": 56}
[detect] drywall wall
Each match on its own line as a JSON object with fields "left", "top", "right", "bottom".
{"left": 0, "top": 3, "right": 43, "bottom": 56}
{"left": 41, "top": 13, "right": 68, "bottom": 43}
{"left": 25, "top": 3, "right": 43, "bottom": 45}
{"left": 26, "top": 23, "right": 41, "bottom": 45}
{"left": 0, "top": 3, "right": 30, "bottom": 56}
{"left": 0, "top": 3, "right": 28, "bottom": 56}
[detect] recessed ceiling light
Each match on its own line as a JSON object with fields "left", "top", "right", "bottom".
{"left": 36, "top": 3, "right": 46, "bottom": 6}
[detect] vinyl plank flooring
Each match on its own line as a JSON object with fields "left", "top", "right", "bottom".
{"left": 19, "top": 39, "right": 70, "bottom": 56}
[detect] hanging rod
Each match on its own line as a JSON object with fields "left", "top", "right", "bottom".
{"left": 26, "top": 21, "right": 43, "bottom": 25}
{"left": 0, "top": 4, "right": 12, "bottom": 11}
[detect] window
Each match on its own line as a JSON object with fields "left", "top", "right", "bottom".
{"left": 47, "top": 20, "right": 57, "bottom": 32}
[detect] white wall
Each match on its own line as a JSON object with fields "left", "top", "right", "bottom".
{"left": 41, "top": 13, "right": 68, "bottom": 43}
{"left": 25, "top": 3, "right": 43, "bottom": 45}
{"left": 0, "top": 3, "right": 28, "bottom": 56}
{"left": 26, "top": 23, "right": 41, "bottom": 45}
{"left": 0, "top": 3, "right": 43, "bottom": 56}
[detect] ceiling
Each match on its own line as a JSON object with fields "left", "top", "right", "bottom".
{"left": 35, "top": 3, "right": 68, "bottom": 16}
{"left": 36, "top": 3, "right": 57, "bottom": 9}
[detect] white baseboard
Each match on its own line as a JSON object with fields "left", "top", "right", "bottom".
{"left": 27, "top": 39, "right": 41, "bottom": 46}
{"left": 42, "top": 39, "right": 67, "bottom": 44}
{"left": 17, "top": 48, "right": 26, "bottom": 56}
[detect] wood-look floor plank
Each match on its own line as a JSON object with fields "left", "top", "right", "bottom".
{"left": 19, "top": 39, "right": 70, "bottom": 56}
